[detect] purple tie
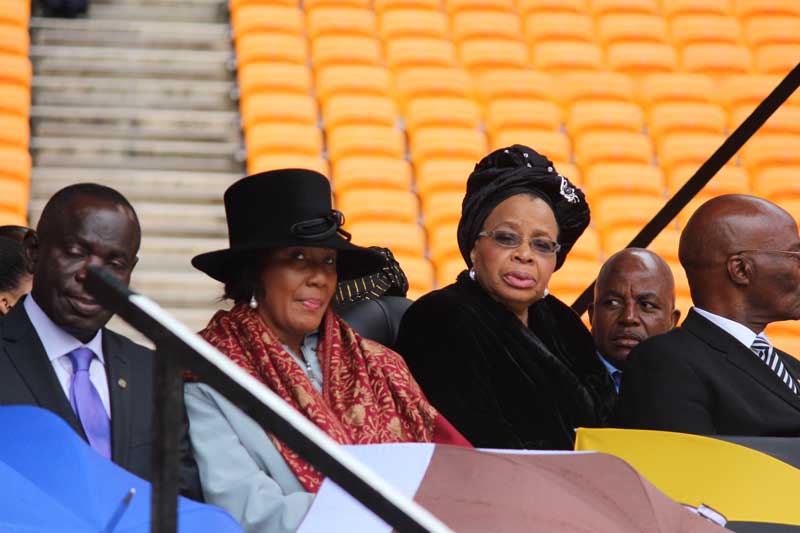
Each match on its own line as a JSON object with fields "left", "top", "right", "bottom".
{"left": 67, "top": 347, "right": 111, "bottom": 459}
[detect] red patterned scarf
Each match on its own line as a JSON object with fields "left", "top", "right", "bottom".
{"left": 200, "top": 303, "right": 468, "bottom": 492}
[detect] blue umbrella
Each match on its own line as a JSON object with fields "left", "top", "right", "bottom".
{"left": 0, "top": 405, "right": 242, "bottom": 533}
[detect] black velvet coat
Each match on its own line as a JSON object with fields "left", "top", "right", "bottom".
{"left": 395, "top": 272, "right": 616, "bottom": 450}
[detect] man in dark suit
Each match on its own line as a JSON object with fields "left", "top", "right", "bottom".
{"left": 0, "top": 183, "right": 202, "bottom": 498}
{"left": 617, "top": 194, "right": 800, "bottom": 436}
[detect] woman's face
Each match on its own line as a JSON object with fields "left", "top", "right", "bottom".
{"left": 469, "top": 194, "right": 559, "bottom": 319}
{"left": 256, "top": 246, "right": 337, "bottom": 346}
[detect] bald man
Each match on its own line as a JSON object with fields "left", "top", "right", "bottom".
{"left": 617, "top": 195, "right": 800, "bottom": 436}
{"left": 588, "top": 249, "right": 680, "bottom": 394}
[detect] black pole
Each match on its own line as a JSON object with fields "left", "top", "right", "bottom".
{"left": 571, "top": 62, "right": 800, "bottom": 316}
{"left": 150, "top": 346, "right": 181, "bottom": 533}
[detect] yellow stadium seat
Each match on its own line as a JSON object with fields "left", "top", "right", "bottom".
{"left": 559, "top": 71, "right": 636, "bottom": 105}
{"left": 421, "top": 191, "right": 464, "bottom": 228}
{"left": 327, "top": 125, "right": 406, "bottom": 161}
{"left": 452, "top": 11, "right": 522, "bottom": 42}
{"left": 246, "top": 123, "right": 324, "bottom": 157}
{"left": 660, "top": 0, "right": 731, "bottom": 18}
{"left": 741, "top": 134, "right": 800, "bottom": 171}
{"left": 523, "top": 12, "right": 594, "bottom": 43}
{"left": 337, "top": 189, "right": 419, "bottom": 224}
{"left": 405, "top": 97, "right": 482, "bottom": 130}
{"left": 306, "top": 7, "right": 376, "bottom": 38}
{"left": 752, "top": 166, "right": 800, "bottom": 201}
{"left": 517, "top": 0, "right": 588, "bottom": 17}
{"left": 316, "top": 65, "right": 392, "bottom": 101}
{"left": 597, "top": 14, "right": 668, "bottom": 45}
{"left": 666, "top": 164, "right": 750, "bottom": 196}
{"left": 0, "top": 146, "right": 31, "bottom": 182}
{"left": 575, "top": 131, "right": 653, "bottom": 168}
{"left": 735, "top": 0, "right": 800, "bottom": 19}
{"left": 648, "top": 102, "right": 727, "bottom": 139}
{"left": 556, "top": 161, "right": 583, "bottom": 186}
{"left": 332, "top": 156, "right": 412, "bottom": 192}
{"left": 477, "top": 69, "right": 554, "bottom": 102}
{"left": 428, "top": 222, "right": 461, "bottom": 265}
{"left": 607, "top": 42, "right": 678, "bottom": 74}
{"left": 410, "top": 127, "right": 488, "bottom": 164}
{"left": 0, "top": 84, "right": 30, "bottom": 117}
{"left": 592, "top": 194, "right": 665, "bottom": 235}
{"left": 374, "top": 0, "right": 442, "bottom": 11}
{"left": 491, "top": 129, "right": 570, "bottom": 162}
{"left": 392, "top": 67, "right": 472, "bottom": 104}
{"left": 348, "top": 221, "right": 427, "bottom": 257}
{"left": 436, "top": 256, "right": 466, "bottom": 286}
{"left": 322, "top": 95, "right": 398, "bottom": 129}
{"left": 534, "top": 41, "right": 604, "bottom": 72}
{"left": 248, "top": 154, "right": 330, "bottom": 176}
{"left": 567, "top": 101, "right": 644, "bottom": 136}
{"left": 415, "top": 158, "right": 474, "bottom": 197}
{"left": 657, "top": 132, "right": 725, "bottom": 172}
{"left": 386, "top": 37, "right": 457, "bottom": 71}
{"left": 589, "top": 0, "right": 657, "bottom": 15}
{"left": 0, "top": 0, "right": 29, "bottom": 27}
{"left": 648, "top": 227, "right": 682, "bottom": 263}
{"left": 396, "top": 255, "right": 435, "bottom": 293}
{"left": 235, "top": 34, "right": 307, "bottom": 66}
{"left": 670, "top": 15, "right": 741, "bottom": 47}
{"left": 0, "top": 55, "right": 31, "bottom": 88}
{"left": 548, "top": 258, "right": 599, "bottom": 294}
{"left": 584, "top": 163, "right": 664, "bottom": 198}
{"left": 460, "top": 39, "right": 530, "bottom": 72}
{"left": 731, "top": 104, "right": 800, "bottom": 135}
{"left": 745, "top": 16, "right": 800, "bottom": 48}
{"left": 0, "top": 115, "right": 28, "bottom": 149}
{"left": 379, "top": 9, "right": 449, "bottom": 40}
{"left": 567, "top": 226, "right": 602, "bottom": 262}
{"left": 681, "top": 43, "right": 752, "bottom": 75}
{"left": 0, "top": 25, "right": 29, "bottom": 56}
{"left": 486, "top": 99, "right": 562, "bottom": 135}
{"left": 445, "top": 0, "right": 515, "bottom": 14}
{"left": 717, "top": 74, "right": 786, "bottom": 112}
{"left": 754, "top": 44, "right": 800, "bottom": 75}
{"left": 240, "top": 93, "right": 317, "bottom": 129}
{"left": 638, "top": 73, "right": 714, "bottom": 105}
{"left": 303, "top": 0, "right": 371, "bottom": 9}
{"left": 312, "top": 35, "right": 382, "bottom": 68}
{"left": 238, "top": 63, "right": 311, "bottom": 97}
{"left": 230, "top": 5, "right": 303, "bottom": 38}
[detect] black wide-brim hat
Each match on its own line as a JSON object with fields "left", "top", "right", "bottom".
{"left": 192, "top": 169, "right": 383, "bottom": 283}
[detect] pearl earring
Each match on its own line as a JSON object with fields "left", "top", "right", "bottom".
{"left": 468, "top": 267, "right": 476, "bottom": 281}
{"left": 249, "top": 293, "right": 258, "bottom": 309}
{"left": 543, "top": 287, "right": 549, "bottom": 297}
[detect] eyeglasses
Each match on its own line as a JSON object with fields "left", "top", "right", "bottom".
{"left": 477, "top": 230, "right": 561, "bottom": 255}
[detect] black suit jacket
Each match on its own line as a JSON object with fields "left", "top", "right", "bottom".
{"left": 0, "top": 300, "right": 202, "bottom": 499}
{"left": 617, "top": 309, "right": 800, "bottom": 436}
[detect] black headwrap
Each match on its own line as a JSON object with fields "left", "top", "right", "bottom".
{"left": 457, "top": 144, "right": 590, "bottom": 271}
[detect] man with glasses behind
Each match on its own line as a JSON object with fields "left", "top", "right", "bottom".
{"left": 617, "top": 195, "right": 800, "bottom": 436}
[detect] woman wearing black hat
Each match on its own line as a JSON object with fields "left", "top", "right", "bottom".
{"left": 395, "top": 145, "right": 616, "bottom": 451}
{"left": 184, "top": 169, "right": 468, "bottom": 533}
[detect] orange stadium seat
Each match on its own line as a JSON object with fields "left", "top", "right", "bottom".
{"left": 379, "top": 9, "right": 449, "bottom": 40}
{"left": 230, "top": 5, "right": 303, "bottom": 38}
{"left": 445, "top": 0, "right": 515, "bottom": 14}
{"left": 245, "top": 123, "right": 324, "bottom": 157}
{"left": 410, "top": 127, "right": 488, "bottom": 164}
{"left": 575, "top": 131, "right": 653, "bottom": 168}
{"left": 717, "top": 74, "right": 787, "bottom": 112}
{"left": 556, "top": 161, "right": 583, "bottom": 186}
{"left": 517, "top": 0, "right": 588, "bottom": 16}
{"left": 240, "top": 93, "right": 317, "bottom": 129}
{"left": 666, "top": 165, "right": 750, "bottom": 196}
{"left": 312, "top": 35, "right": 382, "bottom": 68}
{"left": 754, "top": 44, "right": 800, "bottom": 75}
{"left": 638, "top": 73, "right": 714, "bottom": 105}
{"left": 491, "top": 129, "right": 570, "bottom": 162}
{"left": 592, "top": 194, "right": 665, "bottom": 237}
{"left": 647, "top": 102, "right": 727, "bottom": 139}
{"left": 778, "top": 198, "right": 800, "bottom": 224}
{"left": 589, "top": 0, "right": 657, "bottom": 16}
{"left": 533, "top": 41, "right": 604, "bottom": 72}
{"left": 421, "top": 190, "right": 464, "bottom": 228}
{"left": 0, "top": 0, "right": 29, "bottom": 27}
{"left": 327, "top": 125, "right": 406, "bottom": 161}
{"left": 392, "top": 67, "right": 473, "bottom": 104}
{"left": 657, "top": 132, "right": 725, "bottom": 172}
{"left": 428, "top": 222, "right": 461, "bottom": 265}
{"left": 731, "top": 105, "right": 800, "bottom": 135}
{"left": 607, "top": 42, "right": 679, "bottom": 74}
{"left": 322, "top": 95, "right": 398, "bottom": 129}
{"left": 0, "top": 84, "right": 30, "bottom": 117}
{"left": 405, "top": 97, "right": 482, "bottom": 130}
{"left": 567, "top": 101, "right": 644, "bottom": 136}
{"left": 765, "top": 321, "right": 800, "bottom": 356}
{"left": 415, "top": 158, "right": 474, "bottom": 197}
{"left": 681, "top": 43, "right": 752, "bottom": 75}
{"left": 648, "top": 227, "right": 682, "bottom": 263}
{"left": 741, "top": 134, "right": 800, "bottom": 171}
{"left": 436, "top": 257, "right": 466, "bottom": 286}
{"left": 337, "top": 189, "right": 419, "bottom": 224}
{"left": 523, "top": 13, "right": 594, "bottom": 44}
{"left": 752, "top": 166, "right": 800, "bottom": 201}
{"left": 559, "top": 71, "right": 636, "bottom": 105}
{"left": 0, "top": 179, "right": 29, "bottom": 217}
{"left": 248, "top": 154, "right": 329, "bottom": 176}
{"left": 477, "top": 69, "right": 554, "bottom": 102}
{"left": 0, "top": 54, "right": 32, "bottom": 87}
{"left": 744, "top": 16, "right": 800, "bottom": 48}
{"left": 567, "top": 226, "right": 602, "bottom": 262}
{"left": 452, "top": 11, "right": 522, "bottom": 42}
{"left": 385, "top": 37, "right": 458, "bottom": 70}
{"left": 660, "top": 0, "right": 731, "bottom": 18}
{"left": 230, "top": 0, "right": 298, "bottom": 8}
{"left": 460, "top": 39, "right": 530, "bottom": 72}
{"left": 0, "top": 115, "right": 29, "bottom": 149}
{"left": 597, "top": 14, "right": 668, "bottom": 45}
{"left": 486, "top": 99, "right": 562, "bottom": 135}
{"left": 332, "top": 156, "right": 412, "bottom": 192}
{"left": 584, "top": 163, "right": 664, "bottom": 197}
{"left": 0, "top": 25, "right": 29, "bottom": 56}
{"left": 238, "top": 63, "right": 312, "bottom": 96}
{"left": 315, "top": 65, "right": 392, "bottom": 101}
{"left": 306, "top": 7, "right": 377, "bottom": 38}
{"left": 548, "top": 258, "right": 598, "bottom": 295}
{"left": 235, "top": 34, "right": 308, "bottom": 66}
{"left": 0, "top": 146, "right": 31, "bottom": 183}
{"left": 669, "top": 15, "right": 741, "bottom": 47}
{"left": 374, "top": 0, "right": 441, "bottom": 11}
{"left": 348, "top": 221, "right": 427, "bottom": 257}
{"left": 303, "top": 0, "right": 371, "bottom": 10}
{"left": 396, "top": 255, "right": 435, "bottom": 294}
{"left": 734, "top": 0, "right": 800, "bottom": 19}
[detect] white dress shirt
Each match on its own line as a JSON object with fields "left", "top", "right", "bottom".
{"left": 282, "top": 331, "right": 323, "bottom": 392}
{"left": 24, "top": 295, "right": 111, "bottom": 417}
{"left": 692, "top": 306, "right": 770, "bottom": 350}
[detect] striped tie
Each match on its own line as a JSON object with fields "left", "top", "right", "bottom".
{"left": 750, "top": 335, "right": 798, "bottom": 395}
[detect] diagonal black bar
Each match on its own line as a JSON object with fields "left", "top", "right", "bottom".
{"left": 84, "top": 266, "right": 450, "bottom": 533}
{"left": 571, "top": 62, "right": 800, "bottom": 316}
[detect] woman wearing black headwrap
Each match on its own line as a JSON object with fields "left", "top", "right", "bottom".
{"left": 395, "top": 145, "right": 616, "bottom": 449}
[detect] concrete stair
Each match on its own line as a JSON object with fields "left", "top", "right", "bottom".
{"left": 29, "top": 0, "right": 240, "bottom": 345}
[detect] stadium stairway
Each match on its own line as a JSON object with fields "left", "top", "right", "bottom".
{"left": 27, "top": 0, "right": 240, "bottom": 344}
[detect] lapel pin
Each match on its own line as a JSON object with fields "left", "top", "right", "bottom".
{"left": 118, "top": 378, "right": 128, "bottom": 389}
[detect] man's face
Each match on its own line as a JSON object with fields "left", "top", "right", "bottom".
{"left": 589, "top": 255, "right": 679, "bottom": 369}
{"left": 27, "top": 197, "right": 139, "bottom": 343}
